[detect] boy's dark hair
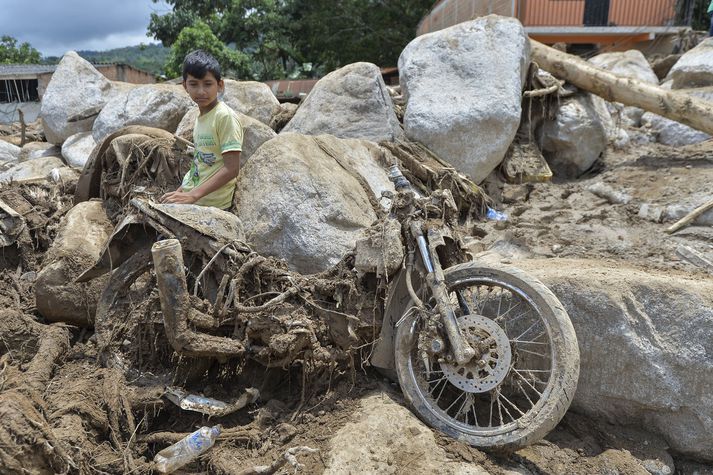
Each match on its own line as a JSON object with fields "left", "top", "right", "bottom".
{"left": 182, "top": 50, "right": 222, "bottom": 81}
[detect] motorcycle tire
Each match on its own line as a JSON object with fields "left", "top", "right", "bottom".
{"left": 394, "top": 261, "right": 579, "bottom": 450}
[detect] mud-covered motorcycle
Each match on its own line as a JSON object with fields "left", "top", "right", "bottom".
{"left": 78, "top": 153, "right": 579, "bottom": 451}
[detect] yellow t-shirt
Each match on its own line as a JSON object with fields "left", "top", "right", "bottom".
{"left": 181, "top": 101, "right": 243, "bottom": 209}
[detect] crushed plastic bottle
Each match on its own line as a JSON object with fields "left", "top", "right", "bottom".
{"left": 154, "top": 425, "right": 221, "bottom": 473}
{"left": 485, "top": 207, "right": 508, "bottom": 221}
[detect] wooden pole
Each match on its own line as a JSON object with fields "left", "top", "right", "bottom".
{"left": 665, "top": 199, "right": 713, "bottom": 234}
{"left": 530, "top": 39, "right": 713, "bottom": 137}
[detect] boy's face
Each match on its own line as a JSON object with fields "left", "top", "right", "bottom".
{"left": 183, "top": 72, "right": 224, "bottom": 108}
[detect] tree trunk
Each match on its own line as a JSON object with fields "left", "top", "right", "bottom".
{"left": 530, "top": 39, "right": 713, "bottom": 137}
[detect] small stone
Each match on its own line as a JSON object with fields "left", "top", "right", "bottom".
{"left": 408, "top": 426, "right": 421, "bottom": 436}
{"left": 552, "top": 244, "right": 563, "bottom": 254}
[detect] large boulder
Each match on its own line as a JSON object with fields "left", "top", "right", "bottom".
{"left": 588, "top": 50, "right": 659, "bottom": 126}
{"left": 538, "top": 93, "right": 609, "bottom": 177}
{"left": 282, "top": 62, "right": 403, "bottom": 142}
{"left": 399, "top": 15, "right": 529, "bottom": 183}
{"left": 35, "top": 201, "right": 113, "bottom": 327}
{"left": 40, "top": 51, "right": 113, "bottom": 144}
{"left": 668, "top": 37, "right": 713, "bottom": 89}
{"left": 641, "top": 88, "right": 713, "bottom": 146}
{"left": 588, "top": 50, "right": 659, "bottom": 84}
{"left": 61, "top": 132, "right": 97, "bottom": 169}
{"left": 519, "top": 259, "right": 713, "bottom": 461}
{"left": 222, "top": 80, "right": 280, "bottom": 126}
{"left": 0, "top": 156, "right": 66, "bottom": 184}
{"left": 236, "top": 133, "right": 394, "bottom": 274}
{"left": 0, "top": 141, "right": 20, "bottom": 164}
{"left": 92, "top": 84, "right": 193, "bottom": 142}
{"left": 175, "top": 107, "right": 276, "bottom": 166}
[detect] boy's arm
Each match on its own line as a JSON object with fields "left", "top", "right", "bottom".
{"left": 160, "top": 151, "right": 240, "bottom": 204}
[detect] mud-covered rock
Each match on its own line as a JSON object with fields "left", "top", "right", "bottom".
{"left": 399, "top": 15, "right": 529, "bottom": 183}
{"left": 61, "top": 132, "right": 96, "bottom": 169}
{"left": 539, "top": 94, "right": 609, "bottom": 177}
{"left": 282, "top": 62, "right": 403, "bottom": 142}
{"left": 175, "top": 107, "right": 276, "bottom": 166}
{"left": 668, "top": 37, "right": 713, "bottom": 89}
{"left": 0, "top": 156, "right": 66, "bottom": 184}
{"left": 236, "top": 133, "right": 394, "bottom": 274}
{"left": 0, "top": 140, "right": 20, "bottom": 163}
{"left": 324, "top": 392, "right": 490, "bottom": 475}
{"left": 20, "top": 142, "right": 61, "bottom": 161}
{"left": 35, "top": 200, "right": 113, "bottom": 326}
{"left": 520, "top": 259, "right": 713, "bottom": 461}
{"left": 92, "top": 84, "right": 193, "bottom": 141}
{"left": 222, "top": 80, "right": 280, "bottom": 126}
{"left": 40, "top": 51, "right": 113, "bottom": 144}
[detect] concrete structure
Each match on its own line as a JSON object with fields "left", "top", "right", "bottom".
{"left": 417, "top": 0, "right": 689, "bottom": 47}
{"left": 0, "top": 63, "right": 156, "bottom": 124}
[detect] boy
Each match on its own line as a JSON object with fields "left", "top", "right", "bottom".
{"left": 160, "top": 50, "right": 243, "bottom": 209}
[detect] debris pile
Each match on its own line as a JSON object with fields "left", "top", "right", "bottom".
{"left": 1, "top": 14, "right": 712, "bottom": 474}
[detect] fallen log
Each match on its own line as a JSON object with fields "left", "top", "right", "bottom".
{"left": 530, "top": 40, "right": 713, "bottom": 137}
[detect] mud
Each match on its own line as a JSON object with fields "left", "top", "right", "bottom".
{"left": 1, "top": 131, "right": 712, "bottom": 474}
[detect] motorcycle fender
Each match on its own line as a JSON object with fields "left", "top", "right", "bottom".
{"left": 371, "top": 268, "right": 413, "bottom": 380}
{"left": 75, "top": 214, "right": 156, "bottom": 282}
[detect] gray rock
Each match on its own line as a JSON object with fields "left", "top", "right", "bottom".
{"left": 236, "top": 133, "right": 394, "bottom": 274}
{"left": 61, "top": 132, "right": 97, "bottom": 169}
{"left": 40, "top": 51, "right": 113, "bottom": 144}
{"left": 282, "top": 62, "right": 403, "bottom": 142}
{"left": 92, "top": 84, "right": 193, "bottom": 142}
{"left": 520, "top": 259, "right": 713, "bottom": 461}
{"left": 539, "top": 93, "right": 608, "bottom": 177}
{"left": 641, "top": 88, "right": 713, "bottom": 146}
{"left": 0, "top": 140, "right": 20, "bottom": 163}
{"left": 589, "top": 50, "right": 659, "bottom": 127}
{"left": 589, "top": 50, "right": 659, "bottom": 84}
{"left": 399, "top": 15, "right": 529, "bottom": 183}
{"left": 0, "top": 156, "right": 66, "bottom": 184}
{"left": 222, "top": 80, "right": 280, "bottom": 126}
{"left": 668, "top": 37, "right": 713, "bottom": 89}
{"left": 35, "top": 201, "right": 112, "bottom": 327}
{"left": 175, "top": 107, "right": 277, "bottom": 166}
{"left": 20, "top": 142, "right": 61, "bottom": 161}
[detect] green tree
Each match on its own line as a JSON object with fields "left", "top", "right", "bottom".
{"left": 0, "top": 36, "right": 41, "bottom": 64}
{"left": 148, "top": 0, "right": 434, "bottom": 79}
{"left": 165, "top": 21, "right": 250, "bottom": 78}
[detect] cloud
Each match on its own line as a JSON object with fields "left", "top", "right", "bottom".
{"left": 0, "top": 0, "right": 170, "bottom": 56}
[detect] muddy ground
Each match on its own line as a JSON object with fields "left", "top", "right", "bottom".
{"left": 1, "top": 137, "right": 712, "bottom": 474}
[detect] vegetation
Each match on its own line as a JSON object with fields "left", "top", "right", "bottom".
{"left": 147, "top": 0, "right": 435, "bottom": 80}
{"left": 0, "top": 36, "right": 41, "bottom": 64}
{"left": 164, "top": 21, "right": 249, "bottom": 78}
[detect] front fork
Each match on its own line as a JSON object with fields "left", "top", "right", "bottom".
{"left": 410, "top": 221, "right": 475, "bottom": 366}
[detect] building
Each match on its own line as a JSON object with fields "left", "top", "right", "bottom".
{"left": 0, "top": 63, "right": 156, "bottom": 124}
{"left": 417, "top": 0, "right": 690, "bottom": 48}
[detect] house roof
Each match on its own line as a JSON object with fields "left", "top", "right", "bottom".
{"left": 0, "top": 64, "right": 57, "bottom": 78}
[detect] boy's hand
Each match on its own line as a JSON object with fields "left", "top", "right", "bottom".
{"left": 160, "top": 190, "right": 199, "bottom": 205}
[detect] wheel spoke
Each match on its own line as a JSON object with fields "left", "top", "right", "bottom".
{"left": 513, "top": 369, "right": 544, "bottom": 397}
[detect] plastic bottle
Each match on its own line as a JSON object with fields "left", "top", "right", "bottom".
{"left": 154, "top": 425, "right": 221, "bottom": 473}
{"left": 485, "top": 207, "right": 508, "bottom": 221}
{"left": 387, "top": 164, "right": 412, "bottom": 192}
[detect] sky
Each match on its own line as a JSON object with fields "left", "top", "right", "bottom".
{"left": 0, "top": 0, "right": 171, "bottom": 57}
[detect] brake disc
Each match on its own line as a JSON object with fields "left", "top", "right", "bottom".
{"left": 440, "top": 314, "right": 512, "bottom": 393}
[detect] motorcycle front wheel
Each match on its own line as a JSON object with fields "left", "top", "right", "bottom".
{"left": 394, "top": 262, "right": 579, "bottom": 450}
